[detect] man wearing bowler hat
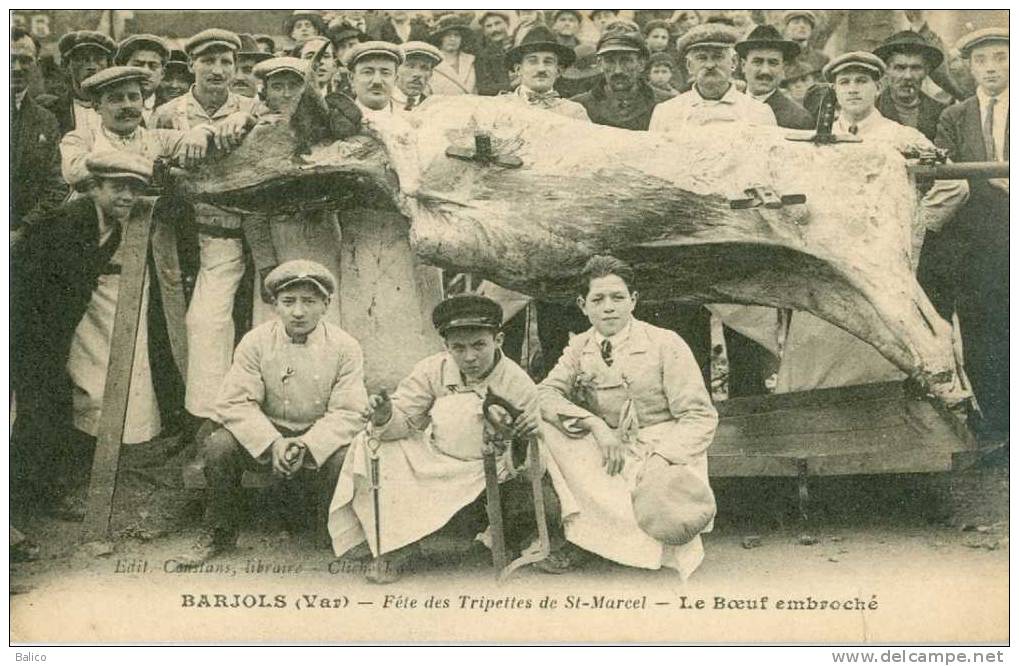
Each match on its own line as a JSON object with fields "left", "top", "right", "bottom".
{"left": 736, "top": 24, "right": 813, "bottom": 130}
{"left": 329, "top": 294, "right": 559, "bottom": 583}
{"left": 182, "top": 259, "right": 368, "bottom": 564}
{"left": 873, "top": 31, "right": 948, "bottom": 141}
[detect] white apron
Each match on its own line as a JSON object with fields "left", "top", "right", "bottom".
{"left": 329, "top": 390, "right": 513, "bottom": 557}
{"left": 543, "top": 419, "right": 708, "bottom": 580}
{"left": 251, "top": 211, "right": 344, "bottom": 327}
{"left": 66, "top": 240, "right": 161, "bottom": 445}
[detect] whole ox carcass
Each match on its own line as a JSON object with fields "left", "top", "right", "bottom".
{"left": 172, "top": 94, "right": 967, "bottom": 409}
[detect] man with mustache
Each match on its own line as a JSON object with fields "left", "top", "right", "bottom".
{"left": 343, "top": 41, "right": 406, "bottom": 131}
{"left": 151, "top": 29, "right": 266, "bottom": 446}
{"left": 474, "top": 10, "right": 515, "bottom": 96}
{"left": 42, "top": 30, "right": 116, "bottom": 137}
{"left": 114, "top": 34, "right": 169, "bottom": 125}
{"left": 10, "top": 28, "right": 66, "bottom": 247}
{"left": 735, "top": 24, "right": 814, "bottom": 130}
{"left": 503, "top": 24, "right": 589, "bottom": 121}
{"left": 926, "top": 28, "right": 1009, "bottom": 439}
{"left": 393, "top": 41, "right": 441, "bottom": 112}
{"left": 650, "top": 23, "right": 776, "bottom": 133}
{"left": 59, "top": 66, "right": 216, "bottom": 190}
{"left": 230, "top": 34, "right": 272, "bottom": 99}
{"left": 873, "top": 31, "right": 948, "bottom": 142}
{"left": 572, "top": 25, "right": 669, "bottom": 131}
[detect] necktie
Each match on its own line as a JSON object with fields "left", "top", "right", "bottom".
{"left": 404, "top": 96, "right": 416, "bottom": 111}
{"left": 848, "top": 124, "right": 858, "bottom": 135}
{"left": 983, "top": 96, "right": 998, "bottom": 161}
{"left": 600, "top": 339, "right": 613, "bottom": 366}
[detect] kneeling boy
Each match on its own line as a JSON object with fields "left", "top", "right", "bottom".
{"left": 183, "top": 259, "right": 368, "bottom": 563}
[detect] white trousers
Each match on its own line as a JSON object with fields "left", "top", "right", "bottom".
{"left": 184, "top": 235, "right": 245, "bottom": 419}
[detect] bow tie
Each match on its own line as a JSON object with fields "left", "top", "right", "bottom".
{"left": 527, "top": 90, "right": 560, "bottom": 108}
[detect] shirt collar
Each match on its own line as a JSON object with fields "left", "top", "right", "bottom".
{"left": 276, "top": 320, "right": 324, "bottom": 345}
{"left": 976, "top": 86, "right": 1008, "bottom": 108}
{"left": 144, "top": 93, "right": 156, "bottom": 111}
{"left": 692, "top": 83, "right": 738, "bottom": 105}
{"left": 441, "top": 349, "right": 504, "bottom": 391}
{"left": 186, "top": 86, "right": 243, "bottom": 120}
{"left": 835, "top": 107, "right": 883, "bottom": 134}
{"left": 750, "top": 88, "right": 776, "bottom": 103}
{"left": 356, "top": 98, "right": 394, "bottom": 117}
{"left": 593, "top": 318, "right": 634, "bottom": 346}
{"left": 14, "top": 89, "right": 28, "bottom": 111}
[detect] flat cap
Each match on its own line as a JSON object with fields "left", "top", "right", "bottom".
{"left": 237, "top": 33, "right": 272, "bottom": 61}
{"left": 164, "top": 49, "right": 190, "bottom": 72}
{"left": 85, "top": 150, "right": 153, "bottom": 185}
{"left": 185, "top": 28, "right": 242, "bottom": 57}
{"left": 253, "top": 34, "right": 277, "bottom": 54}
{"left": 955, "top": 27, "right": 1009, "bottom": 58}
{"left": 58, "top": 30, "right": 117, "bottom": 61}
{"left": 676, "top": 23, "right": 741, "bottom": 56}
{"left": 264, "top": 259, "right": 337, "bottom": 298}
{"left": 401, "top": 41, "right": 443, "bottom": 67}
{"left": 783, "top": 10, "right": 817, "bottom": 27}
{"left": 252, "top": 56, "right": 308, "bottom": 81}
{"left": 343, "top": 40, "right": 404, "bottom": 69}
{"left": 115, "top": 34, "right": 169, "bottom": 65}
{"left": 873, "top": 30, "right": 943, "bottom": 71}
{"left": 632, "top": 459, "right": 716, "bottom": 546}
{"left": 823, "top": 50, "right": 886, "bottom": 82}
{"left": 80, "top": 66, "right": 151, "bottom": 96}
{"left": 432, "top": 295, "right": 503, "bottom": 335}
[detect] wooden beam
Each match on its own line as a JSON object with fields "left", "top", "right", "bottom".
{"left": 83, "top": 198, "right": 156, "bottom": 541}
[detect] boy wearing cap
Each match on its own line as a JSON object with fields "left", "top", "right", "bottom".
{"left": 182, "top": 260, "right": 368, "bottom": 563}
{"left": 12, "top": 151, "right": 186, "bottom": 520}
{"left": 44, "top": 30, "right": 116, "bottom": 136}
{"left": 59, "top": 66, "right": 219, "bottom": 189}
{"left": 115, "top": 34, "right": 169, "bottom": 123}
{"left": 329, "top": 294, "right": 557, "bottom": 583}
{"left": 152, "top": 29, "right": 266, "bottom": 440}
{"left": 393, "top": 41, "right": 441, "bottom": 111}
{"left": 926, "top": 27, "right": 1009, "bottom": 438}
{"left": 649, "top": 23, "right": 776, "bottom": 133}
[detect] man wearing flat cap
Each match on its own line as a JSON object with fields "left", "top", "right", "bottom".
{"left": 44, "top": 30, "right": 116, "bottom": 136}
{"left": 393, "top": 41, "right": 442, "bottom": 111}
{"left": 244, "top": 57, "right": 345, "bottom": 331}
{"left": 152, "top": 29, "right": 266, "bottom": 442}
{"left": 330, "top": 294, "right": 560, "bottom": 583}
{"left": 650, "top": 23, "right": 776, "bottom": 133}
{"left": 474, "top": 10, "right": 515, "bottom": 96}
{"left": 115, "top": 34, "right": 169, "bottom": 124}
{"left": 231, "top": 34, "right": 273, "bottom": 99}
{"left": 12, "top": 151, "right": 187, "bottom": 521}
{"left": 736, "top": 24, "right": 814, "bottom": 130}
{"left": 767, "top": 51, "right": 969, "bottom": 399}
{"left": 781, "top": 10, "right": 829, "bottom": 78}
{"left": 179, "top": 260, "right": 368, "bottom": 563}
{"left": 572, "top": 24, "right": 669, "bottom": 131}
{"left": 872, "top": 31, "right": 947, "bottom": 141}
{"left": 923, "top": 27, "right": 1009, "bottom": 439}
{"left": 60, "top": 66, "right": 217, "bottom": 191}
{"left": 155, "top": 49, "right": 193, "bottom": 108}
{"left": 340, "top": 41, "right": 408, "bottom": 132}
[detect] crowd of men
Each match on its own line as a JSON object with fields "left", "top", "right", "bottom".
{"left": 8, "top": 10, "right": 1009, "bottom": 575}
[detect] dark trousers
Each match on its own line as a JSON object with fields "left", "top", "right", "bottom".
{"left": 201, "top": 426, "right": 345, "bottom": 533}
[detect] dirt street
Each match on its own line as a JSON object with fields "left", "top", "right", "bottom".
{"left": 10, "top": 439, "right": 1009, "bottom": 644}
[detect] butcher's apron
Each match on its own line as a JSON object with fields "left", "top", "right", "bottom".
{"left": 543, "top": 419, "right": 708, "bottom": 579}
{"left": 251, "top": 211, "right": 344, "bottom": 327}
{"left": 329, "top": 391, "right": 513, "bottom": 557}
{"left": 66, "top": 240, "right": 161, "bottom": 444}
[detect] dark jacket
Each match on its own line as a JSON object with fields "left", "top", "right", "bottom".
{"left": 376, "top": 19, "right": 429, "bottom": 44}
{"left": 764, "top": 89, "right": 815, "bottom": 130}
{"left": 474, "top": 40, "right": 513, "bottom": 96}
{"left": 876, "top": 87, "right": 946, "bottom": 142}
{"left": 571, "top": 79, "right": 671, "bottom": 131}
{"left": 39, "top": 90, "right": 79, "bottom": 138}
{"left": 11, "top": 197, "right": 189, "bottom": 451}
{"left": 11, "top": 94, "right": 67, "bottom": 231}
